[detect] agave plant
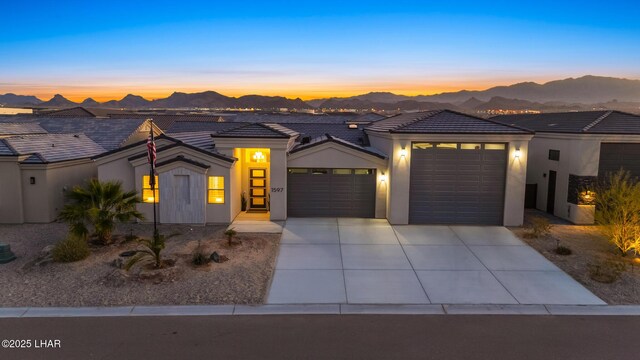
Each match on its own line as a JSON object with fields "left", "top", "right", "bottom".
{"left": 58, "top": 179, "right": 144, "bottom": 245}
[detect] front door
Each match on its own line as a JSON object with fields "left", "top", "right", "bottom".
{"left": 547, "top": 170, "right": 557, "bottom": 214}
{"left": 249, "top": 168, "right": 267, "bottom": 210}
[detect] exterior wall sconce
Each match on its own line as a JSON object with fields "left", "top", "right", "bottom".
{"left": 380, "top": 173, "right": 387, "bottom": 182}
{"left": 29, "top": 177, "right": 35, "bottom": 185}
{"left": 514, "top": 148, "right": 521, "bottom": 158}
{"left": 399, "top": 147, "right": 407, "bottom": 158}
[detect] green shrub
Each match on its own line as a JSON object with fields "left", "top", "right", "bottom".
{"left": 225, "top": 228, "right": 237, "bottom": 247}
{"left": 594, "top": 169, "right": 640, "bottom": 256}
{"left": 52, "top": 236, "right": 90, "bottom": 263}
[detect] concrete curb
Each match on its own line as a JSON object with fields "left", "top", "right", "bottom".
{"left": 2, "top": 304, "right": 640, "bottom": 318}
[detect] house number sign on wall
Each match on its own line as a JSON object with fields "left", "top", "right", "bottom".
{"left": 271, "top": 187, "right": 284, "bottom": 193}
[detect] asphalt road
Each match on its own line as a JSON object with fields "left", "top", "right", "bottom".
{"left": 1, "top": 315, "right": 639, "bottom": 360}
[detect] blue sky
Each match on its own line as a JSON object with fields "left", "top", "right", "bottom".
{"left": 1, "top": 1, "right": 639, "bottom": 101}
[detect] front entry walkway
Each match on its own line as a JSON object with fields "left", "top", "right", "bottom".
{"left": 267, "top": 218, "right": 605, "bottom": 305}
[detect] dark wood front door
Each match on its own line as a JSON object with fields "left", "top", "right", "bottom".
{"left": 249, "top": 168, "right": 267, "bottom": 210}
{"left": 547, "top": 170, "right": 557, "bottom": 214}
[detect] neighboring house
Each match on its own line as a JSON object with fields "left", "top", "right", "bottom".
{"left": 0, "top": 118, "right": 161, "bottom": 223}
{"left": 94, "top": 110, "right": 533, "bottom": 226}
{"left": 493, "top": 111, "right": 640, "bottom": 224}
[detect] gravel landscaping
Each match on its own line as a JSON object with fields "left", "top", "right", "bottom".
{"left": 511, "top": 210, "right": 640, "bottom": 304}
{"left": 0, "top": 223, "right": 280, "bottom": 307}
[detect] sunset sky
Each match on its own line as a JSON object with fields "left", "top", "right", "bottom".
{"left": 1, "top": 1, "right": 639, "bottom": 102}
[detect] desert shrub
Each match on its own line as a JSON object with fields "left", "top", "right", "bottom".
{"left": 52, "top": 236, "right": 90, "bottom": 263}
{"left": 528, "top": 216, "right": 552, "bottom": 238}
{"left": 588, "top": 260, "right": 627, "bottom": 283}
{"left": 594, "top": 170, "right": 640, "bottom": 256}
{"left": 225, "top": 228, "right": 238, "bottom": 247}
{"left": 554, "top": 246, "right": 572, "bottom": 256}
{"left": 192, "top": 240, "right": 210, "bottom": 266}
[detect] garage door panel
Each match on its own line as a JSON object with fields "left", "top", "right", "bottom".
{"left": 410, "top": 143, "right": 506, "bottom": 225}
{"left": 288, "top": 168, "right": 376, "bottom": 218}
{"left": 599, "top": 143, "right": 640, "bottom": 179}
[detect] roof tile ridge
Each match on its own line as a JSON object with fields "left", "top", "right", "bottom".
{"left": 582, "top": 111, "right": 613, "bottom": 132}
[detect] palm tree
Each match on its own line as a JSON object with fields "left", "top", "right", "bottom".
{"left": 58, "top": 179, "right": 144, "bottom": 244}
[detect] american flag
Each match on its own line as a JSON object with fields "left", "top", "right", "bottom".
{"left": 147, "top": 123, "right": 156, "bottom": 187}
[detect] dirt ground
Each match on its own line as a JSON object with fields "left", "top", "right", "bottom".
{"left": 0, "top": 223, "right": 280, "bottom": 307}
{"left": 511, "top": 210, "right": 640, "bottom": 304}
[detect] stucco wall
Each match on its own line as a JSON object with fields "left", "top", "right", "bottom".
{"left": 526, "top": 136, "right": 599, "bottom": 224}
{"left": 368, "top": 132, "right": 532, "bottom": 226}
{"left": 20, "top": 160, "right": 97, "bottom": 223}
{"left": 0, "top": 159, "right": 24, "bottom": 223}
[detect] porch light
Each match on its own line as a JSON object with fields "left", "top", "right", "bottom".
{"left": 252, "top": 151, "right": 266, "bottom": 163}
{"left": 514, "top": 148, "right": 521, "bottom": 158}
{"left": 380, "top": 173, "right": 387, "bottom": 182}
{"left": 399, "top": 147, "right": 407, "bottom": 158}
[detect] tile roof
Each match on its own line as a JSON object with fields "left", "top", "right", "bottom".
{"left": 367, "top": 110, "right": 531, "bottom": 134}
{"left": 347, "top": 112, "right": 387, "bottom": 124}
{"left": 109, "top": 114, "right": 225, "bottom": 130}
{"left": 168, "top": 132, "right": 216, "bottom": 152}
{"left": 168, "top": 121, "right": 244, "bottom": 133}
{"left": 0, "top": 123, "right": 47, "bottom": 136}
{"left": 290, "top": 134, "right": 387, "bottom": 159}
{"left": 38, "top": 107, "right": 97, "bottom": 117}
{"left": 211, "top": 122, "right": 295, "bottom": 138}
{"left": 228, "top": 113, "right": 358, "bottom": 124}
{"left": 0, "top": 139, "right": 17, "bottom": 156}
{"left": 3, "top": 134, "right": 106, "bottom": 163}
{"left": 492, "top": 111, "right": 640, "bottom": 134}
{"left": 0, "top": 116, "right": 148, "bottom": 150}
{"left": 125, "top": 135, "right": 235, "bottom": 163}
{"left": 281, "top": 123, "right": 369, "bottom": 146}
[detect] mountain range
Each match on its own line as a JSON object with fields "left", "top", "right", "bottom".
{"left": 1, "top": 76, "right": 640, "bottom": 112}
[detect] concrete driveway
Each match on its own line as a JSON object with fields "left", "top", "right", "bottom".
{"left": 267, "top": 218, "right": 605, "bottom": 305}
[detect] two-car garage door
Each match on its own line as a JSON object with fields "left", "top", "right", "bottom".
{"left": 409, "top": 142, "right": 507, "bottom": 225}
{"left": 287, "top": 168, "right": 376, "bottom": 217}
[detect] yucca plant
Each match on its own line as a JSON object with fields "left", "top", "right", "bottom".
{"left": 125, "top": 230, "right": 168, "bottom": 270}
{"left": 58, "top": 179, "right": 144, "bottom": 245}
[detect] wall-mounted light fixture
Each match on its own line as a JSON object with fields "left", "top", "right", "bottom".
{"left": 29, "top": 177, "right": 35, "bottom": 185}
{"left": 399, "top": 147, "right": 407, "bottom": 158}
{"left": 514, "top": 148, "right": 521, "bottom": 158}
{"left": 380, "top": 172, "right": 387, "bottom": 182}
{"left": 252, "top": 151, "right": 266, "bottom": 163}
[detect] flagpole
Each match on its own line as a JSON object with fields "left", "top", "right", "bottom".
{"left": 149, "top": 119, "right": 157, "bottom": 236}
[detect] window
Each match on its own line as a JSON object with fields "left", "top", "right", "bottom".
{"left": 412, "top": 143, "right": 433, "bottom": 149}
{"left": 549, "top": 149, "right": 560, "bottom": 161}
{"left": 142, "top": 175, "right": 159, "bottom": 203}
{"left": 208, "top": 176, "right": 224, "bottom": 204}
{"left": 288, "top": 168, "right": 308, "bottom": 174}
{"left": 436, "top": 143, "right": 458, "bottom": 149}
{"left": 461, "top": 143, "right": 481, "bottom": 150}
{"left": 484, "top": 143, "right": 506, "bottom": 150}
{"left": 311, "top": 169, "right": 328, "bottom": 175}
{"left": 354, "top": 169, "right": 373, "bottom": 175}
{"left": 333, "top": 169, "right": 352, "bottom": 175}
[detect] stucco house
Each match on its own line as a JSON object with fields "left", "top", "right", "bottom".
{"left": 0, "top": 117, "right": 159, "bottom": 223}
{"left": 493, "top": 110, "right": 640, "bottom": 224}
{"left": 94, "top": 110, "right": 533, "bottom": 226}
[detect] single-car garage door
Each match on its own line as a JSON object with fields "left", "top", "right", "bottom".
{"left": 599, "top": 143, "right": 640, "bottom": 179}
{"left": 287, "top": 168, "right": 376, "bottom": 217}
{"left": 409, "top": 142, "right": 507, "bottom": 225}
